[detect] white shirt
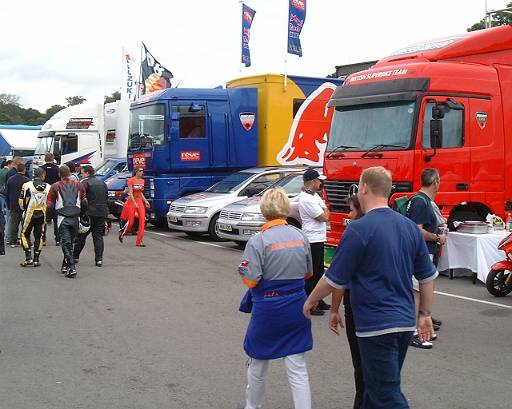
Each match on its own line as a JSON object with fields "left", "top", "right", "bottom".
{"left": 298, "top": 191, "right": 327, "bottom": 243}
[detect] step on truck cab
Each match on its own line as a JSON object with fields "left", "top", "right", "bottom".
{"left": 323, "top": 25, "right": 512, "bottom": 248}
{"left": 128, "top": 74, "right": 342, "bottom": 226}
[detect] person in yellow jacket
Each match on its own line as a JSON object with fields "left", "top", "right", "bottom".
{"left": 19, "top": 168, "right": 50, "bottom": 267}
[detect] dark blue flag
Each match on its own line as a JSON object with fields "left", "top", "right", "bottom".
{"left": 241, "top": 4, "right": 256, "bottom": 67}
{"left": 288, "top": 0, "right": 306, "bottom": 57}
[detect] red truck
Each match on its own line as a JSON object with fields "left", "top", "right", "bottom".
{"left": 323, "top": 25, "right": 512, "bottom": 250}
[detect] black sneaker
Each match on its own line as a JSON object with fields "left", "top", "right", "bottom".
{"left": 73, "top": 259, "right": 79, "bottom": 264}
{"left": 310, "top": 308, "right": 325, "bottom": 316}
{"left": 410, "top": 334, "right": 433, "bottom": 349}
{"left": 20, "top": 259, "right": 34, "bottom": 267}
{"left": 0, "top": 251, "right": 5, "bottom": 256}
{"left": 433, "top": 323, "right": 441, "bottom": 331}
{"left": 61, "top": 266, "right": 68, "bottom": 274}
{"left": 55, "top": 241, "right": 60, "bottom": 246}
{"left": 432, "top": 317, "right": 442, "bottom": 327}
{"left": 33, "top": 261, "right": 41, "bottom": 267}
{"left": 95, "top": 260, "right": 102, "bottom": 267}
{"left": 318, "top": 300, "right": 331, "bottom": 310}
{"left": 66, "top": 269, "right": 77, "bottom": 278}
{"left": 118, "top": 230, "right": 123, "bottom": 243}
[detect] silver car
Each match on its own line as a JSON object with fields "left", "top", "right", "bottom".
{"left": 216, "top": 171, "right": 314, "bottom": 244}
{"left": 166, "top": 167, "right": 305, "bottom": 240}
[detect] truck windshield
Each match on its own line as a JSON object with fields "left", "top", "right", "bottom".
{"left": 206, "top": 172, "right": 254, "bottom": 193}
{"left": 34, "top": 132, "right": 55, "bottom": 155}
{"left": 129, "top": 104, "right": 166, "bottom": 148}
{"left": 327, "top": 100, "right": 415, "bottom": 152}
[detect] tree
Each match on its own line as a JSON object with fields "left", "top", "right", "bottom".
{"left": 0, "top": 94, "right": 20, "bottom": 106}
{"left": 65, "top": 96, "right": 86, "bottom": 106}
{"left": 468, "top": 2, "right": 512, "bottom": 31}
{"left": 45, "top": 104, "right": 66, "bottom": 120}
{"left": 104, "top": 90, "right": 121, "bottom": 104}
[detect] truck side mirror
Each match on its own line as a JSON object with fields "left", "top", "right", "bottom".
{"left": 430, "top": 119, "right": 443, "bottom": 149}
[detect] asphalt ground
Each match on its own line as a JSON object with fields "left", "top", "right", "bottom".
{"left": 0, "top": 226, "right": 511, "bottom": 409}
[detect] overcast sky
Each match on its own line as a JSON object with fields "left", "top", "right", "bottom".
{"left": 1, "top": 0, "right": 503, "bottom": 111}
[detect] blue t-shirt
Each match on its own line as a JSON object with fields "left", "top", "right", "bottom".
{"left": 407, "top": 192, "right": 438, "bottom": 255}
{"left": 325, "top": 208, "right": 437, "bottom": 337}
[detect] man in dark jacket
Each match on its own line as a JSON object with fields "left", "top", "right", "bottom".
{"left": 47, "top": 165, "right": 87, "bottom": 278}
{"left": 5, "top": 157, "right": 23, "bottom": 183}
{"left": 5, "top": 163, "right": 29, "bottom": 246}
{"left": 40, "top": 153, "right": 61, "bottom": 245}
{"left": 73, "top": 165, "right": 109, "bottom": 267}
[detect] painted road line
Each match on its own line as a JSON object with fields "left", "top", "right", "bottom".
{"left": 435, "top": 290, "right": 512, "bottom": 310}
{"left": 147, "top": 231, "right": 240, "bottom": 251}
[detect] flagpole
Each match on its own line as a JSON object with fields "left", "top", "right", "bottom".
{"left": 284, "top": 0, "right": 288, "bottom": 91}
{"left": 239, "top": 0, "right": 244, "bottom": 74}
{"left": 137, "top": 42, "right": 144, "bottom": 98}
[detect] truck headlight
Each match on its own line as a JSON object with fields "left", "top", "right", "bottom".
{"left": 185, "top": 206, "right": 208, "bottom": 214}
{"left": 241, "top": 212, "right": 266, "bottom": 222}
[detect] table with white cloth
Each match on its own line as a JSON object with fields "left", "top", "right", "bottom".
{"left": 437, "top": 230, "right": 508, "bottom": 284}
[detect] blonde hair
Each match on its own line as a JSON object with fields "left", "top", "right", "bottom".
{"left": 361, "top": 166, "right": 392, "bottom": 198}
{"left": 260, "top": 188, "right": 290, "bottom": 220}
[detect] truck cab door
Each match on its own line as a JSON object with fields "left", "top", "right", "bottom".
{"left": 169, "top": 102, "right": 209, "bottom": 168}
{"left": 415, "top": 97, "right": 470, "bottom": 205}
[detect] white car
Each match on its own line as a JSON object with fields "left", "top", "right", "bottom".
{"left": 216, "top": 170, "right": 322, "bottom": 244}
{"left": 166, "top": 166, "right": 305, "bottom": 240}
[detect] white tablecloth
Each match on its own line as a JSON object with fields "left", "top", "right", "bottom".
{"left": 437, "top": 231, "right": 508, "bottom": 283}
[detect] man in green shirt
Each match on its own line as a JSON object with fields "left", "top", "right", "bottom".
{"left": 0, "top": 160, "right": 13, "bottom": 191}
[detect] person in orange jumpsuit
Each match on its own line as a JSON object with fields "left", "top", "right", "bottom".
{"left": 118, "top": 167, "right": 150, "bottom": 247}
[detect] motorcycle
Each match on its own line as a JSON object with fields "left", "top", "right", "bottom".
{"left": 486, "top": 232, "right": 512, "bottom": 297}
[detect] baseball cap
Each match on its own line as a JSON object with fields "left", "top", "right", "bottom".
{"left": 303, "top": 169, "right": 326, "bottom": 182}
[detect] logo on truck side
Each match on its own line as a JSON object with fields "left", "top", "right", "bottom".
{"left": 132, "top": 153, "right": 147, "bottom": 169}
{"left": 277, "top": 82, "right": 337, "bottom": 167}
{"left": 476, "top": 112, "right": 488, "bottom": 130}
{"left": 239, "top": 112, "right": 256, "bottom": 131}
{"left": 180, "top": 151, "right": 201, "bottom": 161}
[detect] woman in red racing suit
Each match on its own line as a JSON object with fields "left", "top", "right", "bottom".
{"left": 119, "top": 167, "right": 150, "bottom": 247}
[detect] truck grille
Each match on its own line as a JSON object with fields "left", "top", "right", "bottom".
{"left": 220, "top": 210, "right": 243, "bottom": 220}
{"left": 170, "top": 205, "right": 186, "bottom": 213}
{"left": 324, "top": 180, "right": 413, "bottom": 213}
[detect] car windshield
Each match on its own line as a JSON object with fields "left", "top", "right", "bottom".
{"left": 96, "top": 160, "right": 120, "bottom": 176}
{"left": 327, "top": 100, "right": 415, "bottom": 152}
{"left": 259, "top": 174, "right": 304, "bottom": 197}
{"left": 206, "top": 172, "right": 254, "bottom": 193}
{"left": 34, "top": 132, "right": 55, "bottom": 155}
{"left": 129, "top": 104, "right": 166, "bottom": 148}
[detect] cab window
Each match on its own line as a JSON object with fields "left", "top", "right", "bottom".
{"left": 422, "top": 102, "right": 464, "bottom": 148}
{"left": 172, "top": 104, "right": 206, "bottom": 138}
{"left": 61, "top": 133, "right": 78, "bottom": 155}
{"left": 245, "top": 173, "right": 283, "bottom": 194}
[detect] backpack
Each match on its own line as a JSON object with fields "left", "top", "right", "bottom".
{"left": 394, "top": 194, "right": 428, "bottom": 217}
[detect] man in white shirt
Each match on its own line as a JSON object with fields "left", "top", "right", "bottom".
{"left": 298, "top": 168, "right": 330, "bottom": 316}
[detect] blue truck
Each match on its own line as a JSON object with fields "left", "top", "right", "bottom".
{"left": 127, "top": 74, "right": 341, "bottom": 225}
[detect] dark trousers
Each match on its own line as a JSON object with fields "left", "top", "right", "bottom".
{"left": 73, "top": 216, "right": 105, "bottom": 262}
{"left": 20, "top": 211, "right": 45, "bottom": 257}
{"left": 357, "top": 331, "right": 414, "bottom": 409}
{"left": 59, "top": 217, "right": 79, "bottom": 269}
{"left": 344, "top": 291, "right": 364, "bottom": 409}
{"left": 305, "top": 242, "right": 324, "bottom": 295}
{"left": 8, "top": 210, "right": 22, "bottom": 244}
{"left": 0, "top": 211, "right": 5, "bottom": 254}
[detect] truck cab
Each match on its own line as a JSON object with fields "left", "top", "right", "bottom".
{"left": 127, "top": 88, "right": 258, "bottom": 225}
{"left": 324, "top": 26, "right": 512, "bottom": 246}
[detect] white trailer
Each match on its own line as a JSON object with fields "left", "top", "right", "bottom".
{"left": 0, "top": 125, "right": 41, "bottom": 158}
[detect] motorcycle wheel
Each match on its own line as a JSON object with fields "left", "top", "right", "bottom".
{"left": 486, "top": 269, "right": 512, "bottom": 297}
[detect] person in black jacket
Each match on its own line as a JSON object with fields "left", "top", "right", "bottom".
{"left": 40, "top": 153, "right": 61, "bottom": 245}
{"left": 5, "top": 163, "right": 29, "bottom": 246}
{"left": 73, "top": 165, "right": 109, "bottom": 267}
{"left": 47, "top": 165, "right": 87, "bottom": 278}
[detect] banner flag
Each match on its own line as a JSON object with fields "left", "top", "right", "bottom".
{"left": 121, "top": 49, "right": 136, "bottom": 101}
{"left": 287, "top": 0, "right": 306, "bottom": 57}
{"left": 141, "top": 43, "right": 174, "bottom": 94}
{"left": 241, "top": 4, "right": 256, "bottom": 67}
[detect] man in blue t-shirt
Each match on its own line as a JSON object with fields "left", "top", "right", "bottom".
{"left": 303, "top": 166, "right": 437, "bottom": 409}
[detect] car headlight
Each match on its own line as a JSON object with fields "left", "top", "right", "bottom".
{"left": 185, "top": 206, "right": 208, "bottom": 214}
{"left": 241, "top": 212, "right": 266, "bottom": 222}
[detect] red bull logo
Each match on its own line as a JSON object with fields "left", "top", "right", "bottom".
{"left": 277, "top": 83, "right": 337, "bottom": 166}
{"left": 243, "top": 10, "right": 254, "bottom": 24}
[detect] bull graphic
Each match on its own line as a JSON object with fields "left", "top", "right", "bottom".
{"left": 277, "top": 83, "right": 337, "bottom": 166}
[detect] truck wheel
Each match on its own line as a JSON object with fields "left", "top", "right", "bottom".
{"left": 208, "top": 213, "right": 225, "bottom": 241}
{"left": 486, "top": 269, "right": 512, "bottom": 297}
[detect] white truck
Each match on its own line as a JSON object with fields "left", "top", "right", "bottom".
{"left": 33, "top": 101, "right": 130, "bottom": 170}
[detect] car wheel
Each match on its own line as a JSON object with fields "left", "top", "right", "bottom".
{"left": 208, "top": 213, "right": 225, "bottom": 241}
